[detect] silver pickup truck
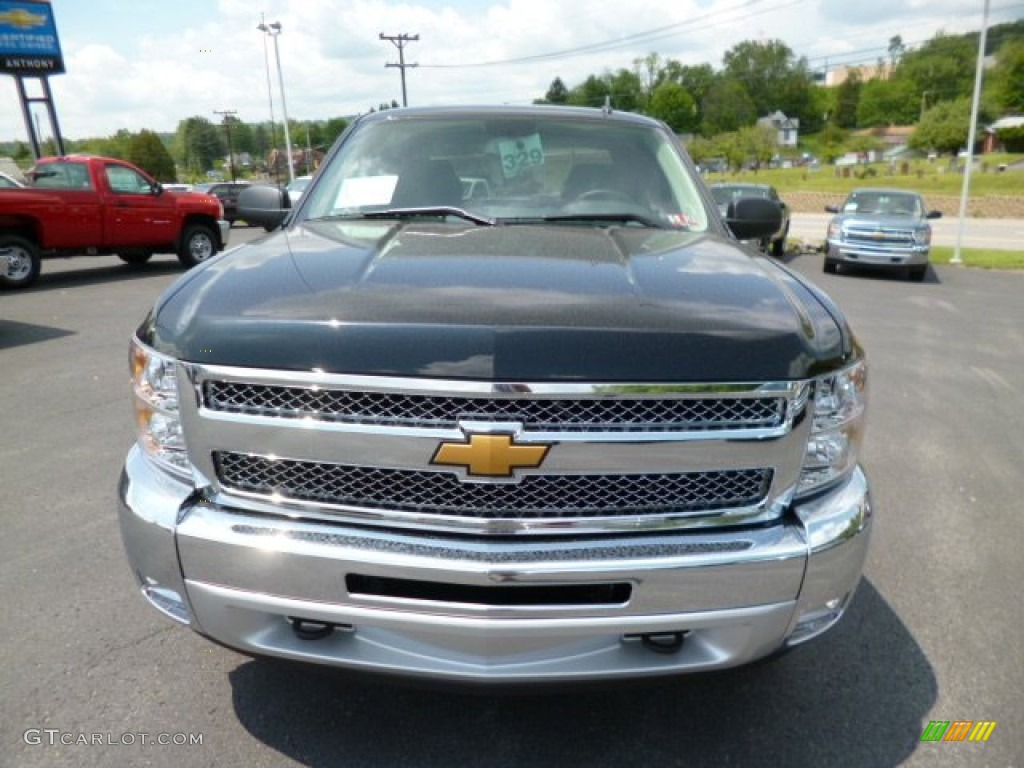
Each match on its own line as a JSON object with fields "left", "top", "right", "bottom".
{"left": 119, "top": 105, "right": 872, "bottom": 685}
{"left": 824, "top": 187, "right": 942, "bottom": 281}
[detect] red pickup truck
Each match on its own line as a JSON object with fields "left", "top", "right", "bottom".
{"left": 0, "top": 155, "right": 230, "bottom": 289}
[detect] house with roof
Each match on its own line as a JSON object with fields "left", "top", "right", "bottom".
{"left": 983, "top": 115, "right": 1024, "bottom": 153}
{"left": 757, "top": 111, "right": 799, "bottom": 147}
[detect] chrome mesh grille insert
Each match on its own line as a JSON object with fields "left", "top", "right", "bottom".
{"left": 203, "top": 381, "right": 785, "bottom": 432}
{"left": 845, "top": 226, "right": 915, "bottom": 246}
{"left": 214, "top": 452, "right": 773, "bottom": 519}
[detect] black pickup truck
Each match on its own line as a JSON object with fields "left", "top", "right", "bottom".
{"left": 119, "top": 105, "right": 871, "bottom": 684}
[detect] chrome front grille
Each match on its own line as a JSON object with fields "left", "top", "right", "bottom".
{"left": 214, "top": 452, "right": 772, "bottom": 519}
{"left": 203, "top": 381, "right": 786, "bottom": 432}
{"left": 180, "top": 366, "right": 811, "bottom": 535}
{"left": 845, "top": 226, "right": 915, "bottom": 246}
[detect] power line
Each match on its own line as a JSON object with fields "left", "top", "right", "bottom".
{"left": 420, "top": 0, "right": 797, "bottom": 68}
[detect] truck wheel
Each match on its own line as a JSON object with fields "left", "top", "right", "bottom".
{"left": 178, "top": 224, "right": 217, "bottom": 268}
{"left": 823, "top": 260, "right": 838, "bottom": 274}
{"left": 908, "top": 265, "right": 927, "bottom": 282}
{"left": 771, "top": 223, "right": 789, "bottom": 258}
{"left": 0, "top": 234, "right": 42, "bottom": 289}
{"left": 118, "top": 252, "right": 153, "bottom": 265}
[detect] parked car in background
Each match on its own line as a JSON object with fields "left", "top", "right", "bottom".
{"left": 710, "top": 182, "right": 790, "bottom": 257}
{"left": 0, "top": 155, "right": 228, "bottom": 289}
{"left": 192, "top": 181, "right": 251, "bottom": 225}
{"left": 0, "top": 171, "right": 25, "bottom": 188}
{"left": 824, "top": 188, "right": 941, "bottom": 281}
{"left": 285, "top": 174, "right": 313, "bottom": 203}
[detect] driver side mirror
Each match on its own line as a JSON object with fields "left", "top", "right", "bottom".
{"left": 238, "top": 185, "right": 292, "bottom": 231}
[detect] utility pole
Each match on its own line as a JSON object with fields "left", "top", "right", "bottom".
{"left": 214, "top": 109, "right": 238, "bottom": 181}
{"left": 379, "top": 33, "right": 419, "bottom": 107}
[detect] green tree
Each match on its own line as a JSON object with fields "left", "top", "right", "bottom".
{"left": 174, "top": 116, "right": 225, "bottom": 176}
{"left": 989, "top": 38, "right": 1024, "bottom": 112}
{"left": 888, "top": 35, "right": 905, "bottom": 69}
{"left": 568, "top": 74, "right": 611, "bottom": 107}
{"left": 323, "top": 117, "right": 349, "bottom": 147}
{"left": 994, "top": 124, "right": 1024, "bottom": 152}
{"left": 661, "top": 61, "right": 715, "bottom": 128}
{"left": 713, "top": 131, "right": 746, "bottom": 172}
{"left": 896, "top": 33, "right": 976, "bottom": 104}
{"left": 684, "top": 135, "right": 716, "bottom": 165}
{"left": 543, "top": 77, "right": 569, "bottom": 104}
{"left": 648, "top": 81, "right": 697, "bottom": 133}
{"left": 633, "top": 51, "right": 663, "bottom": 108}
{"left": 834, "top": 69, "right": 862, "bottom": 129}
{"left": 701, "top": 79, "right": 756, "bottom": 136}
{"left": 857, "top": 78, "right": 920, "bottom": 127}
{"left": 720, "top": 40, "right": 814, "bottom": 125}
{"left": 228, "top": 118, "right": 255, "bottom": 155}
{"left": 605, "top": 68, "right": 644, "bottom": 112}
{"left": 910, "top": 98, "right": 977, "bottom": 155}
{"left": 819, "top": 121, "right": 849, "bottom": 163}
{"left": 739, "top": 123, "right": 778, "bottom": 170}
{"left": 128, "top": 129, "right": 176, "bottom": 181}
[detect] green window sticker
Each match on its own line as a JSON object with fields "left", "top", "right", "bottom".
{"left": 498, "top": 133, "right": 544, "bottom": 178}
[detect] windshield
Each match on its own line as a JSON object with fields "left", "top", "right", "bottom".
{"left": 842, "top": 191, "right": 922, "bottom": 217}
{"left": 711, "top": 186, "right": 771, "bottom": 206}
{"left": 302, "top": 112, "right": 710, "bottom": 230}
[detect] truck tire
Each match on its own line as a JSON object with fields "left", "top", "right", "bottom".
{"left": 0, "top": 234, "right": 42, "bottom": 289}
{"left": 178, "top": 224, "right": 218, "bottom": 268}
{"left": 118, "top": 252, "right": 153, "bottom": 265}
{"left": 771, "top": 223, "right": 789, "bottom": 258}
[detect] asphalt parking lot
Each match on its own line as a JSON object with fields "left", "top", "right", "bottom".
{"left": 2, "top": 235, "right": 1021, "bottom": 767}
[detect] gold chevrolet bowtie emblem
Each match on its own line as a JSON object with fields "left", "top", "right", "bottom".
{"left": 432, "top": 434, "right": 551, "bottom": 477}
{"left": 0, "top": 9, "right": 47, "bottom": 29}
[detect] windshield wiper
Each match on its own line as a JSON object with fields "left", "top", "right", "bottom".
{"left": 361, "top": 206, "right": 496, "bottom": 226}
{"left": 517, "top": 212, "right": 667, "bottom": 229}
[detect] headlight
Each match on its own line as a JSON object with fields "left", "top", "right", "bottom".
{"left": 131, "top": 337, "right": 189, "bottom": 476}
{"left": 913, "top": 227, "right": 931, "bottom": 245}
{"left": 827, "top": 220, "right": 842, "bottom": 240}
{"left": 797, "top": 358, "right": 867, "bottom": 497}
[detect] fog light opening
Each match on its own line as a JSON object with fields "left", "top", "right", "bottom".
{"left": 787, "top": 594, "right": 849, "bottom": 646}
{"left": 141, "top": 582, "right": 192, "bottom": 626}
{"left": 289, "top": 617, "right": 354, "bottom": 641}
{"left": 624, "top": 630, "right": 689, "bottom": 655}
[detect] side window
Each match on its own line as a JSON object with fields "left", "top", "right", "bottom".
{"left": 30, "top": 161, "right": 93, "bottom": 190}
{"left": 105, "top": 165, "right": 152, "bottom": 194}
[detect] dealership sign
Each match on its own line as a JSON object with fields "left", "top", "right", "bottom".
{"left": 0, "top": 1, "right": 64, "bottom": 75}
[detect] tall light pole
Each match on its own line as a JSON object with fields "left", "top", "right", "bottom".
{"left": 258, "top": 13, "right": 279, "bottom": 183}
{"left": 258, "top": 19, "right": 294, "bottom": 183}
{"left": 952, "top": 0, "right": 990, "bottom": 265}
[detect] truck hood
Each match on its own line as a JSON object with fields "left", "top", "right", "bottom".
{"left": 145, "top": 220, "right": 848, "bottom": 381}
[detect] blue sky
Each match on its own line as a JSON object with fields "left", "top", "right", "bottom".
{"left": 1, "top": 0, "right": 1019, "bottom": 143}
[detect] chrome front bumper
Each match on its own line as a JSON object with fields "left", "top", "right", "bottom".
{"left": 827, "top": 239, "right": 929, "bottom": 266}
{"left": 216, "top": 219, "right": 231, "bottom": 248}
{"left": 119, "top": 445, "right": 872, "bottom": 683}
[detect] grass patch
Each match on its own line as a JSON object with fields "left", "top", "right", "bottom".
{"left": 705, "top": 156, "right": 1024, "bottom": 198}
{"left": 929, "top": 246, "right": 1024, "bottom": 269}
